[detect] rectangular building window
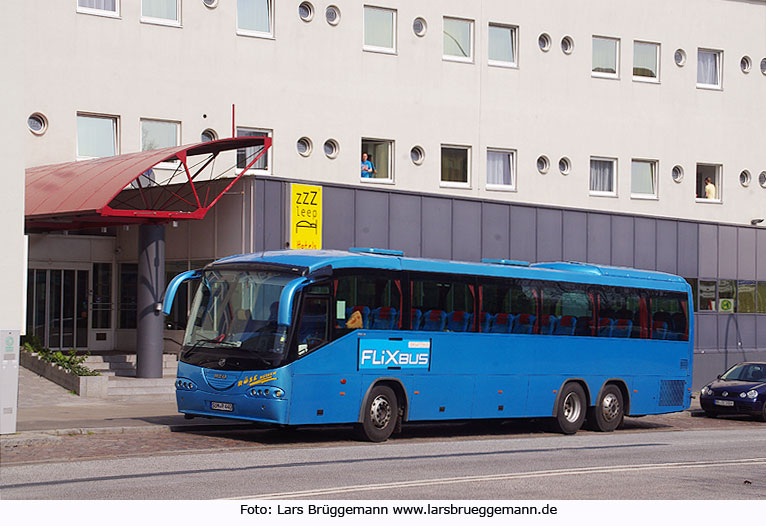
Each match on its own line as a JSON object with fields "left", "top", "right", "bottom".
{"left": 631, "top": 159, "right": 657, "bottom": 198}
{"left": 237, "top": 0, "right": 273, "bottom": 37}
{"left": 77, "top": 113, "right": 118, "bottom": 159}
{"left": 719, "top": 279, "right": 736, "bottom": 312}
{"left": 141, "top": 119, "right": 179, "bottom": 152}
{"left": 699, "top": 279, "right": 717, "bottom": 311}
{"left": 236, "top": 127, "right": 271, "bottom": 174}
{"left": 361, "top": 139, "right": 393, "bottom": 182}
{"left": 364, "top": 6, "right": 396, "bottom": 53}
{"left": 92, "top": 263, "right": 112, "bottom": 329}
{"left": 758, "top": 282, "right": 766, "bottom": 313}
{"left": 486, "top": 148, "right": 515, "bottom": 190}
{"left": 77, "top": 0, "right": 119, "bottom": 17}
{"left": 697, "top": 49, "right": 722, "bottom": 89}
{"left": 441, "top": 145, "right": 470, "bottom": 187}
{"left": 141, "top": 0, "right": 180, "bottom": 25}
{"left": 118, "top": 263, "right": 137, "bottom": 329}
{"left": 633, "top": 41, "right": 659, "bottom": 81}
{"left": 589, "top": 157, "right": 617, "bottom": 196}
{"left": 592, "top": 36, "right": 619, "bottom": 78}
{"left": 443, "top": 17, "right": 473, "bottom": 62}
{"left": 488, "top": 24, "right": 517, "bottom": 67}
{"left": 736, "top": 281, "right": 756, "bottom": 313}
{"left": 696, "top": 163, "right": 721, "bottom": 202}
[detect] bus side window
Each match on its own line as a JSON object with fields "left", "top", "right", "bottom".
{"left": 333, "top": 272, "right": 402, "bottom": 336}
{"left": 411, "top": 277, "right": 475, "bottom": 332}
{"left": 296, "top": 295, "right": 329, "bottom": 355}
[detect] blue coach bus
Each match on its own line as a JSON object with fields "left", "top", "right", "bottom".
{"left": 163, "top": 248, "right": 693, "bottom": 441}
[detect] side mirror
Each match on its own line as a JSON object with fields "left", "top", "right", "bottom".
{"left": 162, "top": 269, "right": 202, "bottom": 316}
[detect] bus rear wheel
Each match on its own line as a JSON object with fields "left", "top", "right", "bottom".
{"left": 357, "top": 385, "right": 398, "bottom": 442}
{"left": 552, "top": 383, "right": 586, "bottom": 434}
{"left": 587, "top": 385, "right": 624, "bottom": 432}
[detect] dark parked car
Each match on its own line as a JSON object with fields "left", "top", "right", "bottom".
{"left": 699, "top": 362, "right": 766, "bottom": 421}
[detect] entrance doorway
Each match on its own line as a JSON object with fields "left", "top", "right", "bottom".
{"left": 26, "top": 269, "right": 89, "bottom": 349}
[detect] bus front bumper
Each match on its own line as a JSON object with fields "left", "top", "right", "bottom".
{"left": 176, "top": 390, "right": 289, "bottom": 424}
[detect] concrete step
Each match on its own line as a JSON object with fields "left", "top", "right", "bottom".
{"left": 83, "top": 355, "right": 178, "bottom": 365}
{"left": 106, "top": 376, "right": 177, "bottom": 396}
{"left": 97, "top": 368, "right": 178, "bottom": 377}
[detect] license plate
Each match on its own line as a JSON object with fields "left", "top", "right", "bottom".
{"left": 714, "top": 400, "right": 734, "bottom": 407}
{"left": 211, "top": 401, "right": 233, "bottom": 412}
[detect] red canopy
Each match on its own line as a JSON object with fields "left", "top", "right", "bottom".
{"left": 25, "top": 137, "right": 271, "bottom": 231}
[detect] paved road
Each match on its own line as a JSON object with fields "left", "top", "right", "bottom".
{"left": 2, "top": 424, "right": 764, "bottom": 500}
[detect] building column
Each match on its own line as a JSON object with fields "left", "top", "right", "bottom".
{"left": 136, "top": 224, "right": 165, "bottom": 378}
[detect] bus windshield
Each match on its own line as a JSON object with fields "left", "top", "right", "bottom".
{"left": 182, "top": 269, "right": 295, "bottom": 371}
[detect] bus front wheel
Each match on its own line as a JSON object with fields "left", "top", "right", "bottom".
{"left": 552, "top": 383, "right": 586, "bottom": 434}
{"left": 587, "top": 385, "right": 624, "bottom": 432}
{"left": 357, "top": 385, "right": 398, "bottom": 442}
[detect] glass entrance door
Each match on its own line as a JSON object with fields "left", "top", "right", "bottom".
{"left": 26, "top": 269, "right": 89, "bottom": 349}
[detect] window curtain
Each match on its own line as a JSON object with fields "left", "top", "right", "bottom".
{"left": 236, "top": 128, "right": 268, "bottom": 170}
{"left": 633, "top": 42, "right": 657, "bottom": 78}
{"left": 364, "top": 8, "right": 393, "bottom": 49}
{"left": 79, "top": 0, "right": 116, "bottom": 11}
{"left": 238, "top": 0, "right": 271, "bottom": 33}
{"left": 487, "top": 151, "right": 512, "bottom": 185}
{"left": 631, "top": 161, "right": 655, "bottom": 195}
{"left": 697, "top": 51, "right": 718, "bottom": 85}
{"left": 142, "top": 0, "right": 177, "bottom": 20}
{"left": 592, "top": 38, "right": 617, "bottom": 73}
{"left": 590, "top": 160, "right": 614, "bottom": 192}
{"left": 488, "top": 26, "right": 514, "bottom": 63}
{"left": 443, "top": 18, "right": 471, "bottom": 58}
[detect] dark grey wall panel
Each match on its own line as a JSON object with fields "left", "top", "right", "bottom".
{"left": 322, "top": 187, "right": 355, "bottom": 251}
{"left": 611, "top": 215, "right": 634, "bottom": 267}
{"left": 253, "top": 180, "right": 265, "bottom": 252}
{"left": 389, "top": 194, "right": 422, "bottom": 257}
{"left": 510, "top": 206, "right": 536, "bottom": 263}
{"left": 422, "top": 197, "right": 452, "bottom": 259}
{"left": 562, "top": 211, "right": 587, "bottom": 262}
{"left": 452, "top": 200, "right": 482, "bottom": 261}
{"left": 677, "top": 222, "right": 698, "bottom": 278}
{"left": 758, "top": 314, "right": 766, "bottom": 349}
{"left": 759, "top": 230, "right": 766, "bottom": 280}
{"left": 633, "top": 218, "right": 656, "bottom": 270}
{"left": 354, "top": 191, "right": 389, "bottom": 249}
{"left": 735, "top": 315, "right": 757, "bottom": 350}
{"left": 718, "top": 315, "right": 747, "bottom": 351}
{"left": 216, "top": 194, "right": 244, "bottom": 257}
{"left": 587, "top": 213, "right": 611, "bottom": 265}
{"left": 262, "top": 180, "right": 284, "bottom": 251}
{"left": 656, "top": 220, "right": 677, "bottom": 274}
{"left": 536, "top": 209, "right": 562, "bottom": 262}
{"left": 696, "top": 314, "right": 718, "bottom": 348}
{"left": 717, "top": 226, "right": 738, "bottom": 279}
{"left": 698, "top": 224, "right": 718, "bottom": 278}
{"left": 481, "top": 203, "right": 510, "bottom": 260}
{"left": 737, "top": 228, "right": 756, "bottom": 280}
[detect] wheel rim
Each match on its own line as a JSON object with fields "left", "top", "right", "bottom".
{"left": 369, "top": 395, "right": 392, "bottom": 429}
{"left": 601, "top": 393, "right": 621, "bottom": 422}
{"left": 562, "top": 392, "right": 582, "bottom": 423}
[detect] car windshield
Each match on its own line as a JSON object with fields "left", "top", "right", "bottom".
{"left": 182, "top": 269, "right": 295, "bottom": 371}
{"left": 720, "top": 363, "right": 766, "bottom": 382}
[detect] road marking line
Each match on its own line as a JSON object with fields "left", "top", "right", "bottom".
{"left": 228, "top": 457, "right": 766, "bottom": 500}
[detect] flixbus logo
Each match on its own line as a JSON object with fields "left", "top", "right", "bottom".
{"left": 359, "top": 339, "right": 431, "bottom": 369}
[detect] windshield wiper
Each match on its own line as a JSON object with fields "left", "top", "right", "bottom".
{"left": 184, "top": 338, "right": 241, "bottom": 355}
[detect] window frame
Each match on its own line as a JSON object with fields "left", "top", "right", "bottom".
{"left": 76, "top": 112, "right": 119, "bottom": 160}
{"left": 76, "top": 0, "right": 120, "bottom": 18}
{"left": 236, "top": 0, "right": 274, "bottom": 39}
{"left": 236, "top": 127, "right": 273, "bottom": 175}
{"left": 485, "top": 148, "right": 517, "bottom": 191}
{"left": 592, "top": 36, "right": 620, "bottom": 79}
{"left": 443, "top": 16, "right": 474, "bottom": 63}
{"left": 589, "top": 156, "right": 618, "bottom": 197}
{"left": 697, "top": 48, "right": 723, "bottom": 90}
{"left": 440, "top": 144, "right": 471, "bottom": 188}
{"left": 363, "top": 5, "right": 397, "bottom": 55}
{"left": 140, "top": 0, "right": 181, "bottom": 27}
{"left": 361, "top": 138, "right": 395, "bottom": 184}
{"left": 630, "top": 158, "right": 659, "bottom": 200}
{"left": 487, "top": 23, "right": 518, "bottom": 68}
{"left": 695, "top": 163, "right": 722, "bottom": 204}
{"left": 632, "top": 40, "right": 660, "bottom": 83}
{"left": 140, "top": 118, "right": 181, "bottom": 169}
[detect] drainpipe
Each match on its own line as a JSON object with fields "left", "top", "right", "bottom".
{"left": 723, "top": 313, "right": 743, "bottom": 370}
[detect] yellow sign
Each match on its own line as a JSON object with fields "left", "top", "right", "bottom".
{"left": 290, "top": 183, "right": 322, "bottom": 249}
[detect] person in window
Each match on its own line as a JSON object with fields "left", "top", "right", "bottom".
{"left": 704, "top": 177, "right": 716, "bottom": 199}
{"left": 361, "top": 152, "right": 373, "bottom": 178}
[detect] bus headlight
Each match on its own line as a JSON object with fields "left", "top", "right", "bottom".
{"left": 176, "top": 379, "right": 197, "bottom": 391}
{"left": 274, "top": 389, "right": 284, "bottom": 398}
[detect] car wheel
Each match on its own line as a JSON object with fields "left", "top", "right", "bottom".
{"left": 758, "top": 404, "right": 766, "bottom": 423}
{"left": 552, "top": 383, "right": 587, "bottom": 435}
{"left": 587, "top": 385, "right": 624, "bottom": 432}
{"left": 357, "top": 385, "right": 398, "bottom": 442}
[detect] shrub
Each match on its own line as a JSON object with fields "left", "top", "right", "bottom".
{"left": 22, "top": 336, "right": 100, "bottom": 376}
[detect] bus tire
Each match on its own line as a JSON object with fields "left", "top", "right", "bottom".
{"left": 358, "top": 385, "right": 398, "bottom": 442}
{"left": 552, "top": 383, "right": 586, "bottom": 435}
{"left": 588, "top": 385, "right": 624, "bottom": 432}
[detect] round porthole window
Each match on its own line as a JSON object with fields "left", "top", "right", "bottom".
{"left": 323, "top": 138, "right": 339, "bottom": 158}
{"left": 759, "top": 171, "right": 766, "bottom": 188}
{"left": 200, "top": 129, "right": 217, "bottom": 142}
{"left": 558, "top": 157, "right": 571, "bottom": 175}
{"left": 325, "top": 5, "right": 340, "bottom": 25}
{"left": 740, "top": 56, "right": 752, "bottom": 74}
{"left": 538, "top": 33, "right": 551, "bottom": 52}
{"left": 413, "top": 17, "right": 427, "bottom": 37}
{"left": 674, "top": 49, "right": 686, "bottom": 67}
{"left": 739, "top": 170, "right": 751, "bottom": 187}
{"left": 561, "top": 36, "right": 574, "bottom": 55}
{"left": 298, "top": 2, "right": 314, "bottom": 22}
{"left": 27, "top": 112, "right": 48, "bottom": 135}
{"left": 760, "top": 58, "right": 766, "bottom": 76}
{"left": 537, "top": 155, "right": 550, "bottom": 174}
{"left": 672, "top": 165, "right": 684, "bottom": 183}
{"left": 202, "top": 0, "right": 218, "bottom": 8}
{"left": 297, "top": 137, "right": 313, "bottom": 157}
{"left": 410, "top": 145, "right": 425, "bottom": 165}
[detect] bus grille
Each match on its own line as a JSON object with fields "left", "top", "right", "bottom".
{"left": 658, "top": 380, "right": 685, "bottom": 406}
{"left": 203, "top": 369, "right": 242, "bottom": 390}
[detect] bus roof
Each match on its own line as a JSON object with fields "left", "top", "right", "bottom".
{"left": 211, "top": 249, "right": 689, "bottom": 291}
